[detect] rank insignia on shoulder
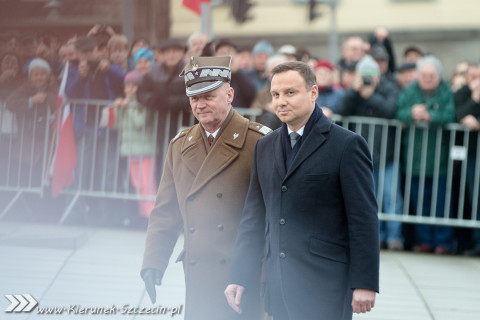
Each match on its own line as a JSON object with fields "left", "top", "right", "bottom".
{"left": 173, "top": 130, "right": 187, "bottom": 142}
{"left": 259, "top": 125, "right": 272, "bottom": 135}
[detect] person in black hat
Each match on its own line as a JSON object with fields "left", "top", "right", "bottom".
{"left": 215, "top": 38, "right": 256, "bottom": 109}
{"left": 396, "top": 62, "right": 417, "bottom": 89}
{"left": 141, "top": 55, "right": 270, "bottom": 320}
{"left": 137, "top": 37, "right": 190, "bottom": 179}
{"left": 370, "top": 44, "right": 397, "bottom": 86}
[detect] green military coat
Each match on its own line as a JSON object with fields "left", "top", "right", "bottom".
{"left": 142, "top": 109, "right": 270, "bottom": 320}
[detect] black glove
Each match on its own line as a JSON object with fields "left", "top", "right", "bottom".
{"left": 141, "top": 268, "right": 163, "bottom": 304}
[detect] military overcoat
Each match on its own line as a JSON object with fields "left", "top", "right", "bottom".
{"left": 142, "top": 110, "right": 270, "bottom": 320}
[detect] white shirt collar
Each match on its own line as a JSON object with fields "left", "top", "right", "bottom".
{"left": 205, "top": 127, "right": 220, "bottom": 138}
{"left": 287, "top": 125, "right": 305, "bottom": 136}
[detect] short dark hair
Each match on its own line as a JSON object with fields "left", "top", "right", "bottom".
{"left": 271, "top": 61, "right": 317, "bottom": 89}
{"left": 75, "top": 36, "right": 97, "bottom": 52}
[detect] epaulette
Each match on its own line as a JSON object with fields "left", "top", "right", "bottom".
{"left": 172, "top": 128, "right": 188, "bottom": 143}
{"left": 248, "top": 121, "right": 273, "bottom": 136}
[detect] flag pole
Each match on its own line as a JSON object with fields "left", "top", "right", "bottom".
{"left": 201, "top": 2, "right": 213, "bottom": 40}
{"left": 43, "top": 104, "right": 61, "bottom": 185}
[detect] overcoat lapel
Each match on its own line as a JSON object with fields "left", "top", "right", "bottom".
{"left": 284, "top": 116, "right": 332, "bottom": 181}
{"left": 181, "top": 125, "right": 206, "bottom": 176}
{"left": 185, "top": 111, "right": 248, "bottom": 198}
{"left": 273, "top": 131, "right": 287, "bottom": 179}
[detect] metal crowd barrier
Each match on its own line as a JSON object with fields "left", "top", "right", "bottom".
{"left": 0, "top": 101, "right": 53, "bottom": 218}
{"left": 1, "top": 99, "right": 479, "bottom": 229}
{"left": 332, "top": 115, "right": 480, "bottom": 228}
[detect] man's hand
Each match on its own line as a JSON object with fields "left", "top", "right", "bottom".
{"left": 352, "top": 288, "right": 376, "bottom": 313}
{"left": 352, "top": 75, "right": 364, "bottom": 92}
{"left": 460, "top": 115, "right": 480, "bottom": 130}
{"left": 374, "top": 27, "right": 389, "bottom": 41}
{"left": 31, "top": 92, "right": 47, "bottom": 104}
{"left": 224, "top": 284, "right": 244, "bottom": 314}
{"left": 98, "top": 59, "right": 110, "bottom": 72}
{"left": 412, "top": 104, "right": 431, "bottom": 122}
{"left": 142, "top": 269, "right": 163, "bottom": 304}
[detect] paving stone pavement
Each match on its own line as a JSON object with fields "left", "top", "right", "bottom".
{"left": 1, "top": 222, "right": 480, "bottom": 320}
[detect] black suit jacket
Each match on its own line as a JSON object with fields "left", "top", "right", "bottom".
{"left": 228, "top": 111, "right": 380, "bottom": 320}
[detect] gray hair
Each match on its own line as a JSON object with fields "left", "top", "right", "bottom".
{"left": 416, "top": 55, "right": 443, "bottom": 78}
{"left": 266, "top": 54, "right": 288, "bottom": 73}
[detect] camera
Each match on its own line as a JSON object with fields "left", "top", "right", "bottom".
{"left": 362, "top": 76, "right": 372, "bottom": 86}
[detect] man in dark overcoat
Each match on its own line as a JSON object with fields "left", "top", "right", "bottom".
{"left": 225, "top": 61, "right": 379, "bottom": 320}
{"left": 141, "top": 56, "right": 270, "bottom": 320}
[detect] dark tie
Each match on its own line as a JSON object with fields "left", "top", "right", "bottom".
{"left": 289, "top": 132, "right": 300, "bottom": 148}
{"left": 208, "top": 134, "right": 215, "bottom": 145}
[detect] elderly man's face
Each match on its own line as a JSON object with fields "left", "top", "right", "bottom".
{"left": 30, "top": 67, "right": 49, "bottom": 89}
{"left": 189, "top": 84, "right": 234, "bottom": 132}
{"left": 418, "top": 64, "right": 440, "bottom": 92}
{"left": 343, "top": 37, "right": 363, "bottom": 64}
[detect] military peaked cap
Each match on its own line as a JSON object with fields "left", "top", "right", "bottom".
{"left": 179, "top": 56, "right": 232, "bottom": 97}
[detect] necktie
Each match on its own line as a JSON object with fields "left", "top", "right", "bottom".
{"left": 289, "top": 132, "right": 300, "bottom": 148}
{"left": 208, "top": 134, "right": 215, "bottom": 145}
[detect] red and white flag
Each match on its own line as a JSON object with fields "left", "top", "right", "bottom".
{"left": 51, "top": 62, "right": 77, "bottom": 197}
{"left": 182, "top": 0, "right": 210, "bottom": 15}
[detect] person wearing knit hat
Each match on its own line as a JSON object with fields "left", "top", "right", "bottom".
{"left": 124, "top": 69, "right": 142, "bottom": 85}
{"left": 251, "top": 40, "right": 274, "bottom": 57}
{"left": 5, "top": 55, "right": 58, "bottom": 186}
{"left": 248, "top": 40, "right": 274, "bottom": 92}
{"left": 28, "top": 58, "right": 51, "bottom": 79}
{"left": 355, "top": 54, "right": 380, "bottom": 78}
{"left": 134, "top": 48, "right": 154, "bottom": 76}
{"left": 314, "top": 59, "right": 334, "bottom": 72}
{"left": 338, "top": 53, "right": 404, "bottom": 252}
{"left": 314, "top": 59, "right": 345, "bottom": 118}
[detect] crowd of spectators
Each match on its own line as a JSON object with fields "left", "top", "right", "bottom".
{"left": 1, "top": 26, "right": 480, "bottom": 256}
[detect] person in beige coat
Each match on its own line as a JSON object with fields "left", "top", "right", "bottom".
{"left": 141, "top": 56, "right": 271, "bottom": 320}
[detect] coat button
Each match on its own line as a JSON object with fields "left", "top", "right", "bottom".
{"left": 216, "top": 193, "right": 222, "bottom": 198}
{"left": 189, "top": 227, "right": 195, "bottom": 233}
{"left": 279, "top": 252, "right": 286, "bottom": 259}
{"left": 219, "top": 258, "right": 226, "bottom": 264}
{"left": 281, "top": 186, "right": 287, "bottom": 192}
{"left": 279, "top": 218, "right": 286, "bottom": 225}
{"left": 189, "top": 260, "right": 197, "bottom": 266}
{"left": 217, "top": 224, "right": 224, "bottom": 231}
{"left": 188, "top": 195, "right": 195, "bottom": 201}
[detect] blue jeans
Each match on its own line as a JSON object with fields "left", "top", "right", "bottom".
{"left": 411, "top": 176, "right": 454, "bottom": 250}
{"left": 465, "top": 157, "right": 480, "bottom": 249}
{"left": 374, "top": 163, "right": 404, "bottom": 245}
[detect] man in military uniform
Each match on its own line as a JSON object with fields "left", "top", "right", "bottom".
{"left": 141, "top": 56, "right": 270, "bottom": 320}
